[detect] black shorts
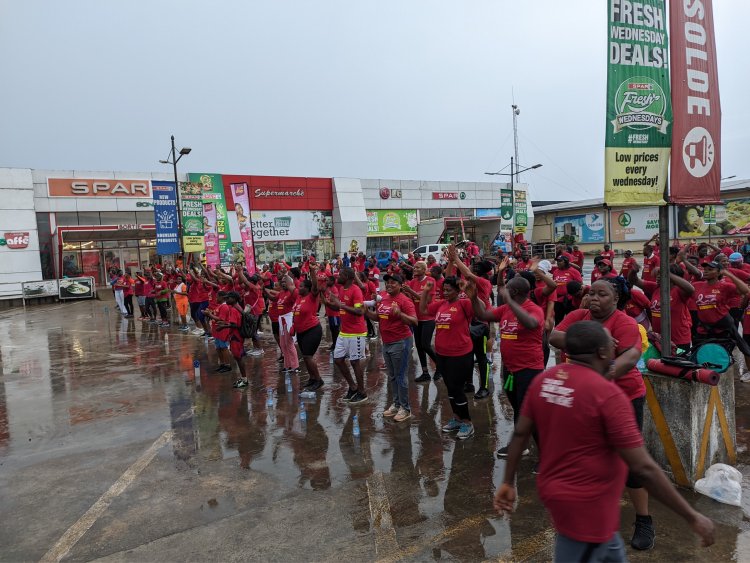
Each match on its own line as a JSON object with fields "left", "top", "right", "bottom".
{"left": 297, "top": 323, "right": 323, "bottom": 356}
{"left": 625, "top": 395, "right": 645, "bottom": 489}
{"left": 271, "top": 320, "right": 280, "bottom": 336}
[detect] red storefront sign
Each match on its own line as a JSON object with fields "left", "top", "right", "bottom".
{"left": 48, "top": 178, "right": 152, "bottom": 198}
{"left": 669, "top": 0, "right": 722, "bottom": 204}
{"left": 432, "top": 192, "right": 458, "bottom": 200}
{"left": 2, "top": 232, "right": 30, "bottom": 249}
{"left": 222, "top": 175, "right": 333, "bottom": 210}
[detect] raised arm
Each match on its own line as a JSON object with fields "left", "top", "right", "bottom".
{"left": 529, "top": 258, "right": 556, "bottom": 295}
{"left": 722, "top": 269, "right": 750, "bottom": 296}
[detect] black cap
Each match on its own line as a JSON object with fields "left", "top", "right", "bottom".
{"left": 555, "top": 254, "right": 570, "bottom": 263}
{"left": 383, "top": 273, "right": 404, "bottom": 284}
{"left": 701, "top": 260, "right": 721, "bottom": 269}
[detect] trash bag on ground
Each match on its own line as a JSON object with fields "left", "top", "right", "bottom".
{"left": 694, "top": 463, "right": 743, "bottom": 507}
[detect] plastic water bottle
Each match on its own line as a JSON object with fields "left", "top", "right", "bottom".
{"left": 193, "top": 360, "right": 200, "bottom": 380}
{"left": 266, "top": 387, "right": 274, "bottom": 408}
{"left": 286, "top": 378, "right": 293, "bottom": 394}
{"left": 637, "top": 357, "right": 646, "bottom": 373}
{"left": 299, "top": 402, "right": 307, "bottom": 421}
{"left": 300, "top": 390, "right": 316, "bottom": 399}
{"left": 352, "top": 415, "right": 360, "bottom": 437}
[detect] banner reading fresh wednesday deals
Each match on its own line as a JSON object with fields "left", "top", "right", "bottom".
{"left": 229, "top": 183, "right": 257, "bottom": 274}
{"left": 604, "top": 0, "right": 672, "bottom": 206}
{"left": 188, "top": 173, "right": 231, "bottom": 264}
{"left": 178, "top": 182, "right": 204, "bottom": 252}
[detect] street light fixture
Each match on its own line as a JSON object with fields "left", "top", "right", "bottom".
{"left": 485, "top": 157, "right": 543, "bottom": 189}
{"left": 158, "top": 134, "right": 192, "bottom": 257}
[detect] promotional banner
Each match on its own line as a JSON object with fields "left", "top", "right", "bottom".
{"left": 203, "top": 202, "right": 220, "bottom": 268}
{"left": 476, "top": 208, "right": 501, "bottom": 218}
{"left": 669, "top": 0, "right": 721, "bottom": 204}
{"left": 234, "top": 210, "right": 334, "bottom": 242}
{"left": 178, "top": 182, "right": 204, "bottom": 252}
{"left": 610, "top": 207, "right": 660, "bottom": 242}
{"left": 189, "top": 173, "right": 231, "bottom": 262}
{"left": 500, "top": 188, "right": 514, "bottom": 220}
{"left": 152, "top": 181, "right": 181, "bottom": 255}
{"left": 366, "top": 210, "right": 418, "bottom": 236}
{"left": 59, "top": 277, "right": 95, "bottom": 300}
{"left": 229, "top": 183, "right": 257, "bottom": 274}
{"left": 674, "top": 200, "right": 750, "bottom": 237}
{"left": 605, "top": 0, "right": 671, "bottom": 206}
{"left": 553, "top": 213, "right": 606, "bottom": 244}
{"left": 22, "top": 280, "right": 59, "bottom": 299}
{"left": 514, "top": 190, "right": 528, "bottom": 233}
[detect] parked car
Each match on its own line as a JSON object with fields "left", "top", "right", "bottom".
{"left": 374, "top": 250, "right": 397, "bottom": 270}
{"left": 413, "top": 243, "right": 450, "bottom": 264}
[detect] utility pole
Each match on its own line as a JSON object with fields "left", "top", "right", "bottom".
{"left": 512, "top": 104, "right": 521, "bottom": 182}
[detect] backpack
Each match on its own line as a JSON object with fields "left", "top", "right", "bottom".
{"left": 239, "top": 310, "right": 255, "bottom": 339}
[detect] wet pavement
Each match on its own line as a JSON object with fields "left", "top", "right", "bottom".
{"left": 1, "top": 297, "right": 750, "bottom": 562}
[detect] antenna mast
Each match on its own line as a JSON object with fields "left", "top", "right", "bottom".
{"left": 512, "top": 104, "right": 521, "bottom": 183}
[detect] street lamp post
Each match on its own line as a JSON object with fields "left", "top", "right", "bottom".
{"left": 159, "top": 135, "right": 191, "bottom": 258}
{"left": 485, "top": 158, "right": 542, "bottom": 247}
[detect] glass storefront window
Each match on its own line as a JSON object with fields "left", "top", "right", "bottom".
{"left": 136, "top": 211, "right": 154, "bottom": 226}
{"left": 77, "top": 212, "right": 101, "bottom": 225}
{"left": 56, "top": 212, "right": 80, "bottom": 226}
{"left": 100, "top": 211, "right": 135, "bottom": 226}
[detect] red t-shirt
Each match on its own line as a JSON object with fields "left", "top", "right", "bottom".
{"left": 214, "top": 303, "right": 241, "bottom": 342}
{"left": 134, "top": 277, "right": 146, "bottom": 297}
{"left": 339, "top": 284, "right": 367, "bottom": 336}
{"left": 488, "top": 299, "right": 545, "bottom": 371}
{"left": 624, "top": 288, "right": 651, "bottom": 320}
{"left": 267, "top": 294, "right": 280, "bottom": 322}
{"left": 292, "top": 293, "right": 321, "bottom": 333}
{"left": 600, "top": 250, "right": 615, "bottom": 262}
{"left": 122, "top": 278, "right": 134, "bottom": 297}
{"left": 568, "top": 285, "right": 589, "bottom": 309}
{"left": 521, "top": 363, "right": 643, "bottom": 543}
{"left": 474, "top": 276, "right": 493, "bottom": 308}
{"left": 571, "top": 250, "right": 585, "bottom": 269}
{"left": 427, "top": 298, "right": 474, "bottom": 356}
{"left": 153, "top": 281, "right": 169, "bottom": 301}
{"left": 642, "top": 281, "right": 692, "bottom": 346}
{"left": 552, "top": 266, "right": 583, "bottom": 299}
{"left": 692, "top": 280, "right": 737, "bottom": 327}
{"left": 275, "top": 289, "right": 297, "bottom": 316}
{"left": 143, "top": 280, "right": 155, "bottom": 298}
{"left": 409, "top": 275, "right": 436, "bottom": 321}
{"left": 557, "top": 309, "right": 645, "bottom": 400}
{"left": 376, "top": 292, "right": 416, "bottom": 344}
{"left": 324, "top": 284, "right": 340, "bottom": 318}
{"left": 620, "top": 257, "right": 637, "bottom": 277}
{"left": 726, "top": 268, "right": 750, "bottom": 308}
{"left": 532, "top": 284, "right": 557, "bottom": 319}
{"left": 243, "top": 284, "right": 264, "bottom": 315}
{"left": 642, "top": 253, "right": 660, "bottom": 282}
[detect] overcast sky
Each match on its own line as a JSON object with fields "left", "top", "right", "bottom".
{"left": 0, "top": 0, "right": 747, "bottom": 201}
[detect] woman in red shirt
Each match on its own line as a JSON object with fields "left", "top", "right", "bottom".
{"left": 419, "top": 276, "right": 475, "bottom": 440}
{"left": 266, "top": 277, "right": 298, "bottom": 370}
{"left": 292, "top": 278, "right": 324, "bottom": 391}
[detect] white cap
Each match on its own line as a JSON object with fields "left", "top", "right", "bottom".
{"left": 538, "top": 260, "right": 552, "bottom": 273}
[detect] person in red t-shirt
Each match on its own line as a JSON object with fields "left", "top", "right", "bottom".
{"left": 291, "top": 277, "right": 324, "bottom": 391}
{"left": 204, "top": 292, "right": 247, "bottom": 381}
{"left": 321, "top": 267, "right": 368, "bottom": 404}
{"left": 402, "top": 261, "right": 439, "bottom": 382}
{"left": 550, "top": 279, "right": 655, "bottom": 550}
{"left": 470, "top": 276, "right": 544, "bottom": 457}
{"left": 237, "top": 269, "right": 265, "bottom": 357}
{"left": 600, "top": 244, "right": 615, "bottom": 262}
{"left": 620, "top": 249, "right": 636, "bottom": 277}
{"left": 133, "top": 271, "right": 148, "bottom": 319}
{"left": 495, "top": 321, "right": 715, "bottom": 560}
{"left": 419, "top": 276, "right": 475, "bottom": 439}
{"left": 365, "top": 273, "right": 417, "bottom": 421}
{"left": 551, "top": 255, "right": 583, "bottom": 324}
{"left": 571, "top": 245, "right": 585, "bottom": 270}
{"left": 266, "top": 276, "right": 299, "bottom": 371}
{"left": 642, "top": 238, "right": 660, "bottom": 282}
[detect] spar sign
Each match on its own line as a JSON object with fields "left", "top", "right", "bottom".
{"left": 604, "top": 0, "right": 672, "bottom": 207}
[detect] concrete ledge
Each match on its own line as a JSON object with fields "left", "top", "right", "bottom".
{"left": 643, "top": 367, "right": 736, "bottom": 487}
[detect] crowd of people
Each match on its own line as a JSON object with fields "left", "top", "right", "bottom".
{"left": 102, "top": 233, "right": 738, "bottom": 558}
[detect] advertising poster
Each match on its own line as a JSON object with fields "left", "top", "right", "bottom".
{"left": 239, "top": 210, "right": 334, "bottom": 242}
{"left": 604, "top": 0, "right": 672, "bottom": 206}
{"left": 669, "top": 0, "right": 721, "bottom": 204}
{"left": 188, "top": 173, "right": 231, "bottom": 262}
{"left": 500, "top": 188, "right": 514, "bottom": 220}
{"left": 203, "top": 202, "right": 220, "bottom": 268}
{"left": 22, "top": 280, "right": 59, "bottom": 299}
{"left": 366, "top": 210, "right": 418, "bottom": 236}
{"left": 610, "top": 207, "right": 660, "bottom": 242}
{"left": 178, "top": 182, "right": 204, "bottom": 252}
{"left": 229, "top": 182, "right": 257, "bottom": 274}
{"left": 514, "top": 190, "right": 528, "bottom": 233}
{"left": 553, "top": 213, "right": 606, "bottom": 244}
{"left": 476, "top": 208, "right": 501, "bottom": 218}
{"left": 59, "top": 277, "right": 95, "bottom": 300}
{"left": 674, "top": 200, "right": 750, "bottom": 237}
{"left": 152, "top": 181, "right": 181, "bottom": 255}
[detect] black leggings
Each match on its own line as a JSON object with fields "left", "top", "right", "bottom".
{"left": 542, "top": 330, "right": 551, "bottom": 367}
{"left": 471, "top": 323, "right": 490, "bottom": 389}
{"left": 145, "top": 297, "right": 157, "bottom": 319}
{"left": 328, "top": 316, "right": 340, "bottom": 348}
{"left": 157, "top": 301, "right": 169, "bottom": 321}
{"left": 124, "top": 295, "right": 134, "bottom": 316}
{"left": 435, "top": 352, "right": 473, "bottom": 421}
{"left": 502, "top": 367, "right": 543, "bottom": 424}
{"left": 414, "top": 320, "right": 437, "bottom": 370}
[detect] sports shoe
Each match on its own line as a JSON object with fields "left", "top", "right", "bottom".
{"left": 496, "top": 446, "right": 530, "bottom": 458}
{"left": 457, "top": 422, "right": 475, "bottom": 439}
{"left": 433, "top": 371, "right": 442, "bottom": 382}
{"left": 256, "top": 330, "right": 264, "bottom": 336}
{"left": 394, "top": 408, "right": 412, "bottom": 422}
{"left": 630, "top": 515, "right": 655, "bottom": 550}
{"left": 191, "top": 328, "right": 204, "bottom": 336}
{"left": 179, "top": 325, "right": 189, "bottom": 332}
{"left": 463, "top": 382, "right": 475, "bottom": 393}
{"left": 348, "top": 391, "right": 368, "bottom": 405}
{"left": 233, "top": 378, "right": 249, "bottom": 388}
{"left": 216, "top": 365, "right": 232, "bottom": 373}
{"left": 249, "top": 349, "right": 263, "bottom": 357}
{"left": 741, "top": 371, "right": 750, "bottom": 383}
{"left": 442, "top": 418, "right": 462, "bottom": 433}
{"left": 474, "top": 388, "right": 490, "bottom": 400}
{"left": 415, "top": 372, "right": 431, "bottom": 383}
{"left": 343, "top": 388, "right": 357, "bottom": 402}
{"left": 383, "top": 404, "right": 399, "bottom": 417}
{"left": 308, "top": 379, "right": 324, "bottom": 392}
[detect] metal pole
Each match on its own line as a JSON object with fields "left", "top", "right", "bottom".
{"left": 658, "top": 200, "right": 671, "bottom": 350}
{"left": 171, "top": 135, "right": 185, "bottom": 258}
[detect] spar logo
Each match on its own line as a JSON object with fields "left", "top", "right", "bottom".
{"left": 612, "top": 77, "right": 669, "bottom": 134}
{"left": 618, "top": 212, "right": 632, "bottom": 227}
{"left": 1, "top": 232, "right": 30, "bottom": 249}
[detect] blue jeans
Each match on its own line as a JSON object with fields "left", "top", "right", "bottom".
{"left": 383, "top": 337, "right": 412, "bottom": 411}
{"left": 554, "top": 532, "right": 626, "bottom": 563}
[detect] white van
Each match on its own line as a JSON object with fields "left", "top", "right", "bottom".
{"left": 413, "top": 243, "right": 450, "bottom": 264}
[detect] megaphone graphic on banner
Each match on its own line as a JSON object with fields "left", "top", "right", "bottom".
{"left": 684, "top": 135, "right": 708, "bottom": 169}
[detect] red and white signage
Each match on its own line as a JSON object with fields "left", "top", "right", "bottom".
{"left": 47, "top": 178, "right": 152, "bottom": 198}
{"left": 222, "top": 175, "right": 333, "bottom": 211}
{"left": 432, "top": 192, "right": 458, "bottom": 200}
{"left": 669, "top": 0, "right": 722, "bottom": 204}
{"left": 3, "top": 232, "right": 30, "bottom": 249}
{"left": 379, "top": 187, "right": 402, "bottom": 199}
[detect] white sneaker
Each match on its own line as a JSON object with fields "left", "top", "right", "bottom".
{"left": 256, "top": 330, "right": 264, "bottom": 336}
{"left": 249, "top": 349, "right": 264, "bottom": 357}
{"left": 383, "top": 404, "right": 399, "bottom": 417}
{"left": 741, "top": 372, "right": 750, "bottom": 383}
{"left": 191, "top": 329, "right": 204, "bottom": 336}
{"left": 394, "top": 407, "right": 412, "bottom": 422}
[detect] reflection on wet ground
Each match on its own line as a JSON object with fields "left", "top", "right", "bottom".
{"left": 1, "top": 299, "right": 749, "bottom": 561}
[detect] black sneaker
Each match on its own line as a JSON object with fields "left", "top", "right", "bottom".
{"left": 308, "top": 379, "right": 324, "bottom": 392}
{"left": 415, "top": 372, "right": 431, "bottom": 383}
{"left": 343, "top": 388, "right": 357, "bottom": 402}
{"left": 303, "top": 378, "right": 315, "bottom": 388}
{"left": 496, "top": 446, "right": 530, "bottom": 458}
{"left": 348, "top": 391, "right": 368, "bottom": 405}
{"left": 217, "top": 365, "right": 232, "bottom": 373}
{"left": 631, "top": 515, "right": 655, "bottom": 550}
{"left": 463, "top": 382, "right": 475, "bottom": 393}
{"left": 433, "top": 371, "right": 442, "bottom": 382}
{"left": 233, "top": 378, "right": 249, "bottom": 388}
{"left": 474, "top": 388, "right": 490, "bottom": 400}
